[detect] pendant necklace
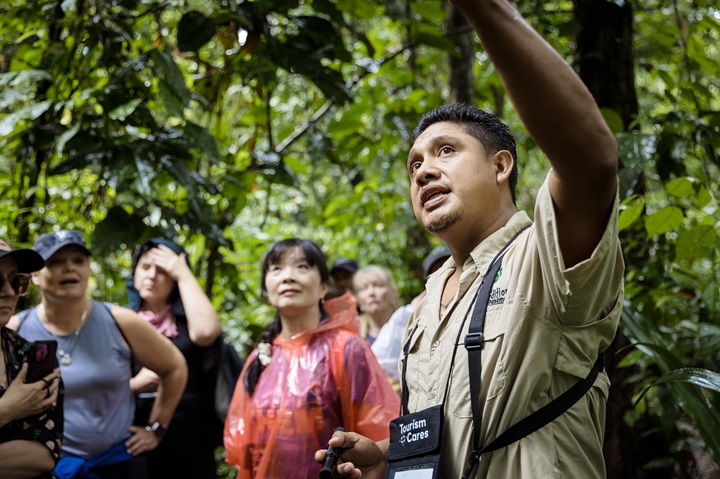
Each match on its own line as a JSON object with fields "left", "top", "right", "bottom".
{"left": 57, "top": 308, "right": 89, "bottom": 366}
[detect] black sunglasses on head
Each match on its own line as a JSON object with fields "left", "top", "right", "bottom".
{"left": 0, "top": 272, "right": 31, "bottom": 296}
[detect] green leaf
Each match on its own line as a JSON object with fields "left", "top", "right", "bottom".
{"left": 693, "top": 186, "right": 713, "bottom": 208}
{"left": 0, "top": 100, "right": 51, "bottom": 136}
{"left": 90, "top": 207, "right": 147, "bottom": 254}
{"left": 55, "top": 121, "right": 82, "bottom": 156}
{"left": 177, "top": 11, "right": 217, "bottom": 52}
{"left": 150, "top": 49, "right": 191, "bottom": 108}
{"left": 675, "top": 225, "right": 716, "bottom": 260}
{"left": 634, "top": 366, "right": 720, "bottom": 407}
{"left": 600, "top": 108, "right": 624, "bottom": 134}
{"left": 108, "top": 98, "right": 144, "bottom": 121}
{"left": 644, "top": 206, "right": 683, "bottom": 237}
{"left": 665, "top": 177, "right": 694, "bottom": 198}
{"left": 183, "top": 121, "right": 221, "bottom": 162}
{"left": 655, "top": 368, "right": 720, "bottom": 394}
{"left": 412, "top": 23, "right": 455, "bottom": 51}
{"left": 618, "top": 200, "right": 645, "bottom": 232}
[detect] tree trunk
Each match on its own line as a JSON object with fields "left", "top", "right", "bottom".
{"left": 574, "top": 0, "right": 638, "bottom": 130}
{"left": 574, "top": 1, "right": 671, "bottom": 477}
{"left": 446, "top": 4, "right": 475, "bottom": 105}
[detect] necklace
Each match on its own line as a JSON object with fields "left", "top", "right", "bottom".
{"left": 57, "top": 308, "right": 89, "bottom": 366}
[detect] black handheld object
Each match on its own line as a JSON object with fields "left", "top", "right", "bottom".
{"left": 319, "top": 426, "right": 346, "bottom": 479}
{"left": 25, "top": 340, "right": 58, "bottom": 384}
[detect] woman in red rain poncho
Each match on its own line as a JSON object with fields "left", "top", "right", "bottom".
{"left": 224, "top": 239, "right": 400, "bottom": 479}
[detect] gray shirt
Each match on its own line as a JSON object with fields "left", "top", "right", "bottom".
{"left": 19, "top": 300, "right": 134, "bottom": 458}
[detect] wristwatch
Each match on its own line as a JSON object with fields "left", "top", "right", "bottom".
{"left": 146, "top": 421, "right": 168, "bottom": 440}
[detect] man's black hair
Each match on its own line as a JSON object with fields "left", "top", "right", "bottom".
{"left": 412, "top": 103, "right": 519, "bottom": 204}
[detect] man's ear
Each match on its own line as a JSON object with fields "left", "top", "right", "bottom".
{"left": 493, "top": 150, "right": 514, "bottom": 186}
{"left": 31, "top": 271, "right": 41, "bottom": 285}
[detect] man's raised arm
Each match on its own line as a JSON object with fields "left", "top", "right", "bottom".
{"left": 452, "top": 0, "right": 618, "bottom": 266}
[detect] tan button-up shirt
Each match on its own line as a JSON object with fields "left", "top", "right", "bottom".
{"left": 402, "top": 176, "right": 624, "bottom": 478}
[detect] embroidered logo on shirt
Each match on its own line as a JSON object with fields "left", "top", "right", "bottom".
{"left": 489, "top": 267, "right": 506, "bottom": 305}
{"left": 489, "top": 287, "right": 507, "bottom": 306}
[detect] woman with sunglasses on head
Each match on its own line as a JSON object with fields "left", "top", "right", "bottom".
{"left": 9, "top": 230, "right": 188, "bottom": 479}
{"left": 0, "top": 239, "right": 62, "bottom": 479}
{"left": 224, "top": 238, "right": 399, "bottom": 479}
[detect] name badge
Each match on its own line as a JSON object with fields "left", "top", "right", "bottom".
{"left": 384, "top": 405, "right": 443, "bottom": 479}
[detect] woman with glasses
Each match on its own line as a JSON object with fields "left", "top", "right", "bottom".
{"left": 224, "top": 238, "right": 399, "bottom": 479}
{"left": 9, "top": 231, "right": 188, "bottom": 479}
{"left": 0, "top": 239, "right": 62, "bottom": 479}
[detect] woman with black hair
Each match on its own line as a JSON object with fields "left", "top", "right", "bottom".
{"left": 126, "top": 238, "right": 222, "bottom": 479}
{"left": 224, "top": 239, "right": 399, "bottom": 479}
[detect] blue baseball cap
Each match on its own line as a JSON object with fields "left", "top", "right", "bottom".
{"left": 34, "top": 230, "right": 92, "bottom": 261}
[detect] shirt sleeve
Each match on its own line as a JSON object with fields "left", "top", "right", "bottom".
{"left": 532, "top": 172, "right": 625, "bottom": 326}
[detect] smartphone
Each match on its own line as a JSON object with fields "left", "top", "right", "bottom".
{"left": 25, "top": 340, "right": 59, "bottom": 384}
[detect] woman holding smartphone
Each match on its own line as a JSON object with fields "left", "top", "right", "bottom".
{"left": 9, "top": 230, "right": 188, "bottom": 479}
{"left": 0, "top": 239, "right": 62, "bottom": 479}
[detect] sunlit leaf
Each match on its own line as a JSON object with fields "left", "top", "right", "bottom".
{"left": 665, "top": 177, "right": 694, "bottom": 198}
{"left": 675, "top": 225, "right": 717, "bottom": 260}
{"left": 645, "top": 206, "right": 683, "bottom": 237}
{"left": 618, "top": 200, "right": 645, "bottom": 232}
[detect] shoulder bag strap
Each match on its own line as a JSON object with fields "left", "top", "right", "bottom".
{"left": 464, "top": 255, "right": 505, "bottom": 452}
{"left": 462, "top": 250, "right": 604, "bottom": 478}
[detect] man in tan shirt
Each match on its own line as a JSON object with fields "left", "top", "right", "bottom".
{"left": 316, "top": 0, "right": 624, "bottom": 477}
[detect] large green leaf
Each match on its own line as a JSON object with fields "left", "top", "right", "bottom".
{"left": 149, "top": 49, "right": 192, "bottom": 109}
{"left": 675, "top": 225, "right": 717, "bottom": 260}
{"left": 91, "top": 206, "right": 147, "bottom": 254}
{"left": 618, "top": 199, "right": 645, "bottom": 232}
{"left": 623, "top": 308, "right": 720, "bottom": 464}
{"left": 0, "top": 100, "right": 51, "bottom": 136}
{"left": 644, "top": 206, "right": 683, "bottom": 237}
{"left": 177, "top": 11, "right": 217, "bottom": 52}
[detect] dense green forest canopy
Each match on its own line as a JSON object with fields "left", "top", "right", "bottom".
{"left": 1, "top": 0, "right": 719, "bottom": 476}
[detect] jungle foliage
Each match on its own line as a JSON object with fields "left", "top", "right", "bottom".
{"left": 1, "top": 0, "right": 719, "bottom": 476}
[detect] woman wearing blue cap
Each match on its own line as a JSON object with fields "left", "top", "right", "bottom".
{"left": 10, "top": 230, "right": 188, "bottom": 479}
{"left": 125, "top": 238, "right": 222, "bottom": 479}
{"left": 0, "top": 239, "right": 62, "bottom": 479}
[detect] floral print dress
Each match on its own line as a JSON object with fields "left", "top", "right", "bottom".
{"left": 0, "top": 326, "right": 63, "bottom": 479}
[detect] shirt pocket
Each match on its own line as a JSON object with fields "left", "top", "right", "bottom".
{"left": 401, "top": 322, "right": 426, "bottom": 394}
{"left": 452, "top": 305, "right": 507, "bottom": 419}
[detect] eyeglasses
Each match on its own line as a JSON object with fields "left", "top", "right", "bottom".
{"left": 0, "top": 272, "right": 32, "bottom": 296}
{"left": 37, "top": 230, "right": 85, "bottom": 249}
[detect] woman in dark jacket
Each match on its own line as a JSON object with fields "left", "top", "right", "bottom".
{"left": 126, "top": 238, "right": 222, "bottom": 479}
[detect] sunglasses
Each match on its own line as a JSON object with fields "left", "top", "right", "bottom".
{"left": 0, "top": 272, "right": 32, "bottom": 296}
{"left": 38, "top": 230, "right": 85, "bottom": 248}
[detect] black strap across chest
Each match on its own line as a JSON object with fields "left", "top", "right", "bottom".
{"left": 461, "top": 254, "right": 603, "bottom": 478}
{"left": 397, "top": 224, "right": 603, "bottom": 478}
